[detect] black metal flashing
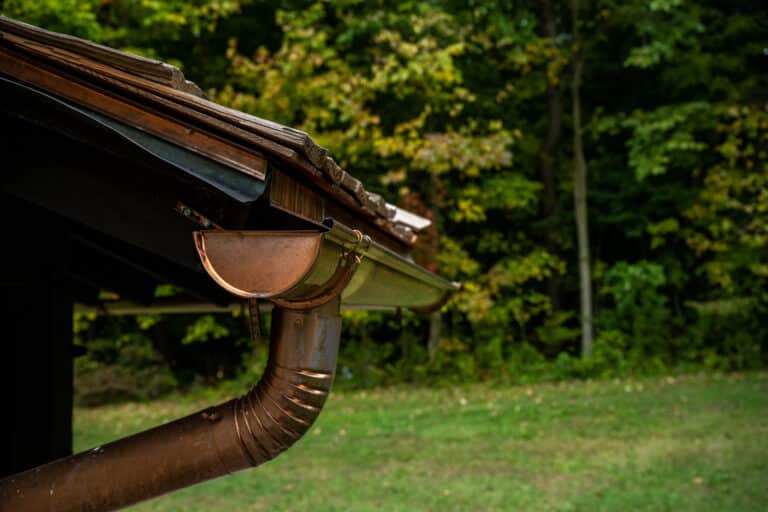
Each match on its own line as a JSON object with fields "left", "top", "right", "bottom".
{"left": 0, "top": 76, "right": 266, "bottom": 204}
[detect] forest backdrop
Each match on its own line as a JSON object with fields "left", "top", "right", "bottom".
{"left": 3, "top": 0, "right": 766, "bottom": 401}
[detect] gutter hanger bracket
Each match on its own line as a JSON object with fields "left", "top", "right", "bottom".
{"left": 272, "top": 229, "right": 366, "bottom": 310}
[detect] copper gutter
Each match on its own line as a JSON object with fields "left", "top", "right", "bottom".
{"left": 194, "top": 220, "right": 458, "bottom": 310}
{"left": 0, "top": 298, "right": 341, "bottom": 512}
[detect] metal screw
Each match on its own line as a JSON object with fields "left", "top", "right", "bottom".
{"left": 202, "top": 409, "right": 221, "bottom": 422}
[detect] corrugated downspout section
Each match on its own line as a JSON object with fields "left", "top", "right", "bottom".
{"left": 0, "top": 299, "right": 341, "bottom": 512}
{"left": 235, "top": 301, "right": 340, "bottom": 464}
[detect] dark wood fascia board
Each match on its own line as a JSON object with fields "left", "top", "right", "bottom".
{"left": 265, "top": 166, "right": 411, "bottom": 254}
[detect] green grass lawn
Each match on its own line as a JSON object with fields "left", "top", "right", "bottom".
{"left": 74, "top": 372, "right": 768, "bottom": 511}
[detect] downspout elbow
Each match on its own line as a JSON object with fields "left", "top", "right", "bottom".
{"left": 233, "top": 299, "right": 341, "bottom": 465}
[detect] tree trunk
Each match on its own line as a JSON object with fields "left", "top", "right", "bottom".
{"left": 571, "top": 0, "right": 594, "bottom": 356}
{"left": 539, "top": 0, "right": 563, "bottom": 312}
{"left": 427, "top": 310, "right": 442, "bottom": 359}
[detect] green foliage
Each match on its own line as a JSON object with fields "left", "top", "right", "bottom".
{"left": 620, "top": 0, "right": 704, "bottom": 69}
{"left": 73, "top": 310, "right": 253, "bottom": 405}
{"left": 535, "top": 311, "right": 580, "bottom": 347}
{"left": 622, "top": 102, "right": 711, "bottom": 180}
{"left": 7, "top": 0, "right": 767, "bottom": 392}
{"left": 596, "top": 261, "right": 675, "bottom": 370}
{"left": 182, "top": 315, "right": 231, "bottom": 344}
{"left": 684, "top": 104, "right": 768, "bottom": 295}
{"left": 603, "top": 261, "right": 666, "bottom": 314}
{"left": 3, "top": 0, "right": 243, "bottom": 48}
{"left": 74, "top": 329, "right": 178, "bottom": 405}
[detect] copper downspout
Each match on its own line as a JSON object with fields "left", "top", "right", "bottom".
{"left": 0, "top": 298, "right": 341, "bottom": 512}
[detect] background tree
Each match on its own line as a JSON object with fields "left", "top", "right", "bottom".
{"left": 569, "top": 0, "right": 594, "bottom": 356}
{"left": 3, "top": 0, "right": 767, "bottom": 394}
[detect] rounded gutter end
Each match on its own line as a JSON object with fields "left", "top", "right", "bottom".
{"left": 194, "top": 230, "right": 324, "bottom": 299}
